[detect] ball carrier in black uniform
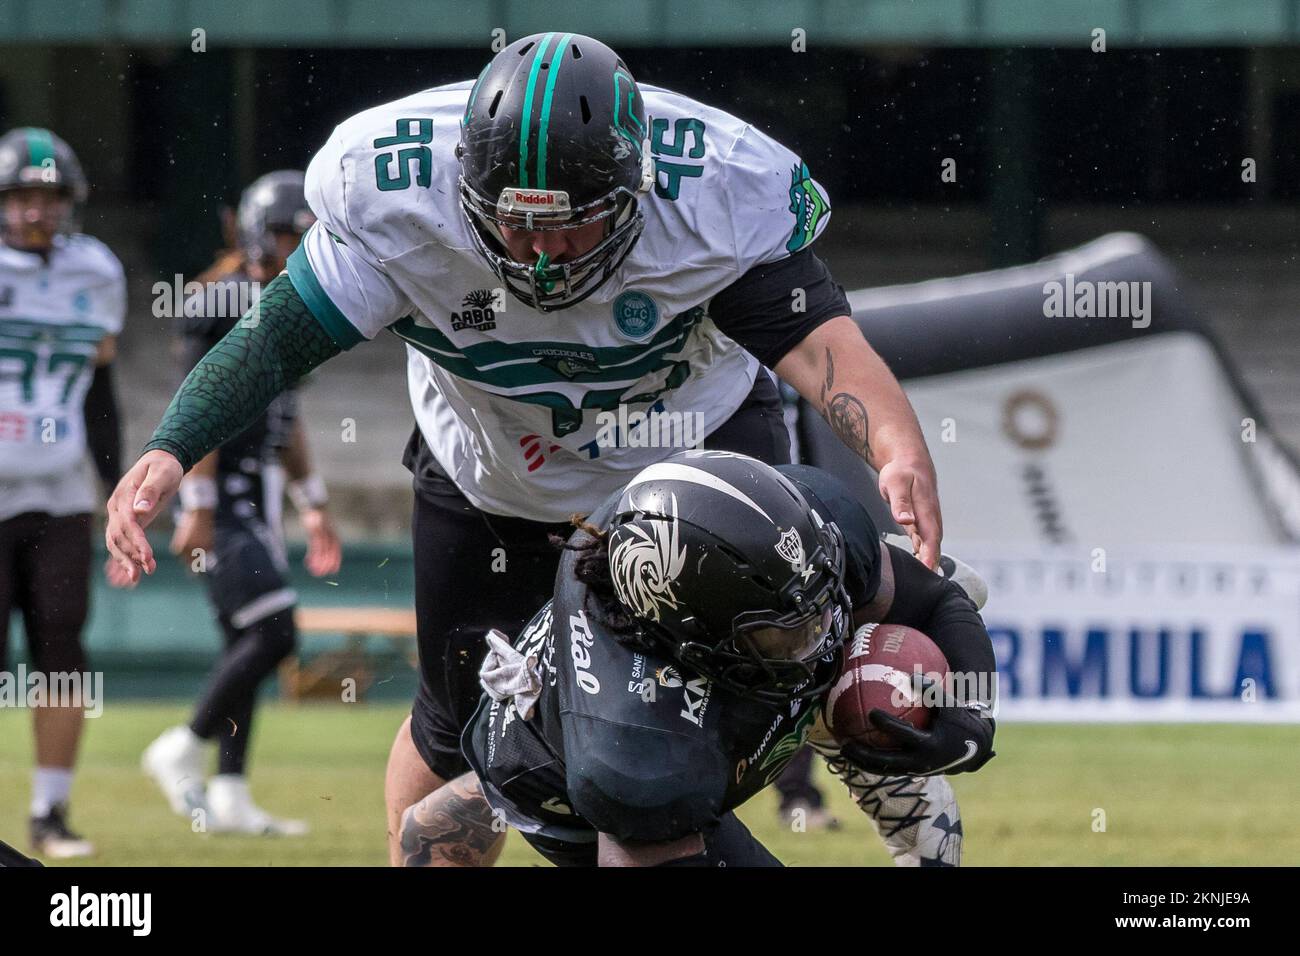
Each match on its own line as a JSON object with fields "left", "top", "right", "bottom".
{"left": 139, "top": 172, "right": 341, "bottom": 835}
{"left": 401, "top": 451, "right": 996, "bottom": 866}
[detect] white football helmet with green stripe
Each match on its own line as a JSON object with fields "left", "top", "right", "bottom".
{"left": 0, "top": 127, "right": 88, "bottom": 245}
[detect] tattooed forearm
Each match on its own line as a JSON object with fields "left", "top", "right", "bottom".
{"left": 399, "top": 773, "right": 502, "bottom": 867}
{"left": 820, "top": 347, "right": 870, "bottom": 461}
{"left": 821, "top": 347, "right": 835, "bottom": 406}
{"left": 826, "top": 392, "right": 870, "bottom": 460}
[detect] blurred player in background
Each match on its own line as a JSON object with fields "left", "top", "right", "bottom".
{"left": 0, "top": 128, "right": 124, "bottom": 858}
{"left": 139, "top": 171, "right": 341, "bottom": 836}
{"left": 105, "top": 34, "right": 945, "bottom": 864}
{"left": 404, "top": 452, "right": 996, "bottom": 866}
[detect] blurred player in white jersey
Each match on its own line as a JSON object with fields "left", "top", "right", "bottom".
{"left": 105, "top": 34, "right": 951, "bottom": 865}
{"left": 0, "top": 127, "right": 124, "bottom": 858}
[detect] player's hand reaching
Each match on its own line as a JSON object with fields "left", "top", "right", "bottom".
{"left": 840, "top": 703, "right": 995, "bottom": 778}
{"left": 877, "top": 454, "right": 943, "bottom": 571}
{"left": 103, "top": 555, "right": 135, "bottom": 589}
{"left": 300, "top": 507, "right": 342, "bottom": 577}
{"left": 105, "top": 450, "right": 184, "bottom": 586}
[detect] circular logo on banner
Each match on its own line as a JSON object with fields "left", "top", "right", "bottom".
{"left": 1001, "top": 389, "right": 1059, "bottom": 450}
{"left": 613, "top": 291, "right": 658, "bottom": 339}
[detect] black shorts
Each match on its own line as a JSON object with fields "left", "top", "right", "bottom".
{"left": 205, "top": 517, "right": 295, "bottom": 628}
{"left": 0, "top": 511, "right": 91, "bottom": 674}
{"left": 405, "top": 372, "right": 792, "bottom": 780}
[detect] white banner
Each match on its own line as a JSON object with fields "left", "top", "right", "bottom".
{"left": 954, "top": 544, "right": 1300, "bottom": 721}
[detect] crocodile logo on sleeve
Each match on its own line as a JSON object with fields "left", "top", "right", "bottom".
{"left": 785, "top": 161, "right": 829, "bottom": 254}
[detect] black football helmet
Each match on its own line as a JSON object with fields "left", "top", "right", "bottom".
{"left": 457, "top": 32, "right": 653, "bottom": 312}
{"left": 606, "top": 450, "right": 853, "bottom": 704}
{"left": 0, "top": 127, "right": 88, "bottom": 244}
{"left": 237, "top": 170, "right": 315, "bottom": 264}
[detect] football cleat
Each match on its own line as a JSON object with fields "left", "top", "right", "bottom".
{"left": 206, "top": 775, "right": 308, "bottom": 837}
{"left": 29, "top": 804, "right": 95, "bottom": 859}
{"left": 815, "top": 740, "right": 963, "bottom": 866}
{"left": 142, "top": 725, "right": 211, "bottom": 818}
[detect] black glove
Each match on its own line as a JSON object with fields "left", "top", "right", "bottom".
{"left": 839, "top": 702, "right": 996, "bottom": 777}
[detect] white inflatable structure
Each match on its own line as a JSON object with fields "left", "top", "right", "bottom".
{"left": 801, "top": 233, "right": 1300, "bottom": 720}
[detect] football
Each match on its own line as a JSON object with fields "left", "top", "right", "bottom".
{"left": 824, "top": 623, "right": 950, "bottom": 749}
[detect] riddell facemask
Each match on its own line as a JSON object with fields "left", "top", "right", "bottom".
{"left": 458, "top": 176, "right": 648, "bottom": 312}
{"left": 456, "top": 33, "right": 654, "bottom": 312}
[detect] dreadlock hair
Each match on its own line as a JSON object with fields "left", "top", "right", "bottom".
{"left": 550, "top": 513, "right": 656, "bottom": 650}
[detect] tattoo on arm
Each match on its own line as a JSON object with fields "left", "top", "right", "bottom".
{"left": 826, "top": 391, "right": 870, "bottom": 460}
{"left": 821, "top": 347, "right": 835, "bottom": 406}
{"left": 399, "top": 773, "right": 501, "bottom": 867}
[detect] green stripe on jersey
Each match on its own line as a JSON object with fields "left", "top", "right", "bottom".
{"left": 390, "top": 309, "right": 703, "bottom": 391}
{"left": 0, "top": 319, "right": 106, "bottom": 343}
{"left": 286, "top": 246, "right": 365, "bottom": 350}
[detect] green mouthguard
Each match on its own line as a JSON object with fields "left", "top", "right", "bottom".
{"left": 534, "top": 252, "right": 557, "bottom": 294}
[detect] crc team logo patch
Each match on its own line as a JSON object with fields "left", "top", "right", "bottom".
{"left": 613, "top": 290, "right": 658, "bottom": 339}
{"left": 786, "top": 161, "right": 829, "bottom": 254}
{"left": 775, "top": 527, "right": 806, "bottom": 576}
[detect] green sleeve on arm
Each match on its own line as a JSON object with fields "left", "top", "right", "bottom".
{"left": 143, "top": 273, "right": 344, "bottom": 472}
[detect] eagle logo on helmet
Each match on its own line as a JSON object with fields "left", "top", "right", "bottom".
{"left": 610, "top": 493, "right": 687, "bottom": 622}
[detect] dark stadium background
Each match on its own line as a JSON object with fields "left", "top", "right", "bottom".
{"left": 2, "top": 9, "right": 1299, "bottom": 686}
{"left": 6, "top": 45, "right": 1291, "bottom": 274}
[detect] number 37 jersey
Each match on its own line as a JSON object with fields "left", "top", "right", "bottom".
{"left": 0, "top": 235, "right": 124, "bottom": 483}
{"left": 293, "top": 80, "right": 833, "bottom": 522}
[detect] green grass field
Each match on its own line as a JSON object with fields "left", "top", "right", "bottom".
{"left": 2, "top": 703, "right": 1297, "bottom": 866}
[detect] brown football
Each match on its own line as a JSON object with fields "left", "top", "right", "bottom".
{"left": 824, "top": 623, "right": 949, "bottom": 749}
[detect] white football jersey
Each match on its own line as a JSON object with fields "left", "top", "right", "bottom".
{"left": 0, "top": 234, "right": 124, "bottom": 511}
{"left": 296, "top": 81, "right": 832, "bottom": 521}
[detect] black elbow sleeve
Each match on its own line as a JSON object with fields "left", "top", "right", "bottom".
{"left": 83, "top": 362, "right": 122, "bottom": 487}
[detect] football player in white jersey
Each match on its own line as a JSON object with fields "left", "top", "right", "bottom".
{"left": 105, "top": 34, "right": 950, "bottom": 865}
{"left": 0, "top": 127, "right": 125, "bottom": 858}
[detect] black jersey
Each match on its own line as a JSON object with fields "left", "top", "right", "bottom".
{"left": 176, "top": 265, "right": 297, "bottom": 523}
{"left": 463, "top": 463, "right": 882, "bottom": 845}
